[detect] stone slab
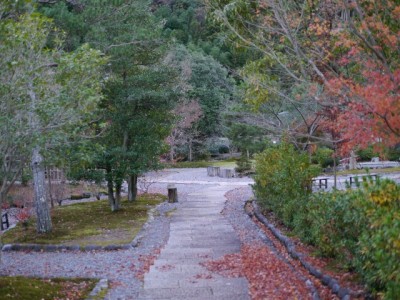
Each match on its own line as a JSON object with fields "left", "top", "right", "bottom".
{"left": 139, "top": 287, "right": 213, "bottom": 299}
{"left": 139, "top": 184, "right": 249, "bottom": 299}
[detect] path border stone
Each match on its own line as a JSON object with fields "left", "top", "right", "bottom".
{"left": 1, "top": 243, "right": 132, "bottom": 252}
{"left": 87, "top": 278, "right": 108, "bottom": 300}
{"left": 249, "top": 200, "right": 361, "bottom": 300}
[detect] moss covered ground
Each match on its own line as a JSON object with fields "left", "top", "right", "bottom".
{"left": 0, "top": 276, "right": 97, "bottom": 300}
{"left": 3, "top": 193, "right": 166, "bottom": 246}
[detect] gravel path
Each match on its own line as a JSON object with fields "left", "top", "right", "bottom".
{"left": 139, "top": 184, "right": 250, "bottom": 300}
{"left": 0, "top": 168, "right": 253, "bottom": 299}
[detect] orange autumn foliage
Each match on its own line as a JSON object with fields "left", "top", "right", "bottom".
{"left": 322, "top": 0, "right": 400, "bottom": 154}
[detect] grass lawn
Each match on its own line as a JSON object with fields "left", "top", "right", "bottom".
{"left": 164, "top": 159, "right": 237, "bottom": 169}
{"left": 327, "top": 166, "right": 400, "bottom": 176}
{"left": 0, "top": 276, "right": 97, "bottom": 300}
{"left": 212, "top": 160, "right": 237, "bottom": 168}
{"left": 3, "top": 193, "right": 166, "bottom": 246}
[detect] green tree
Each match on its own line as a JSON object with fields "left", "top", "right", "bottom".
{"left": 165, "top": 45, "right": 234, "bottom": 137}
{"left": 98, "top": 64, "right": 176, "bottom": 210}
{"left": 153, "top": 0, "right": 256, "bottom": 69}
{"left": 226, "top": 123, "right": 269, "bottom": 158}
{"left": 38, "top": 0, "right": 88, "bottom": 51}
{"left": 208, "top": 0, "right": 400, "bottom": 154}
{"left": 0, "top": 12, "right": 106, "bottom": 232}
{"left": 154, "top": 0, "right": 204, "bottom": 44}
{"left": 39, "top": 0, "right": 178, "bottom": 210}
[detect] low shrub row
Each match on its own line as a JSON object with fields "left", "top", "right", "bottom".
{"left": 253, "top": 143, "right": 400, "bottom": 299}
{"left": 304, "top": 179, "right": 400, "bottom": 298}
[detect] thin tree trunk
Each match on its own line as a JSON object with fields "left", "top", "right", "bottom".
{"left": 115, "top": 182, "right": 122, "bottom": 210}
{"left": 21, "top": 168, "right": 28, "bottom": 187}
{"left": 47, "top": 168, "right": 54, "bottom": 208}
{"left": 170, "top": 141, "right": 175, "bottom": 161}
{"left": 333, "top": 145, "right": 337, "bottom": 190}
{"left": 31, "top": 147, "right": 52, "bottom": 233}
{"left": 107, "top": 179, "right": 117, "bottom": 211}
{"left": 106, "top": 165, "right": 117, "bottom": 211}
{"left": 128, "top": 174, "right": 138, "bottom": 202}
{"left": 188, "top": 139, "right": 193, "bottom": 162}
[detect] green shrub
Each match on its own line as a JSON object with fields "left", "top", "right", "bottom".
{"left": 357, "top": 146, "right": 379, "bottom": 161}
{"left": 253, "top": 142, "right": 320, "bottom": 227}
{"left": 195, "top": 148, "right": 211, "bottom": 161}
{"left": 355, "top": 179, "right": 400, "bottom": 298}
{"left": 208, "top": 144, "right": 220, "bottom": 156}
{"left": 235, "top": 156, "right": 253, "bottom": 175}
{"left": 218, "top": 145, "right": 230, "bottom": 154}
{"left": 297, "top": 177, "right": 400, "bottom": 298}
{"left": 386, "top": 146, "right": 400, "bottom": 161}
{"left": 356, "top": 145, "right": 400, "bottom": 162}
{"left": 312, "top": 147, "right": 338, "bottom": 168}
{"left": 255, "top": 146, "right": 400, "bottom": 298}
{"left": 302, "top": 189, "right": 367, "bottom": 260}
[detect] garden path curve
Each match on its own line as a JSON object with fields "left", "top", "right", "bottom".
{"left": 138, "top": 184, "right": 250, "bottom": 300}
{"left": 0, "top": 168, "right": 253, "bottom": 299}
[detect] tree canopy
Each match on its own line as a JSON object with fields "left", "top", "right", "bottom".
{"left": 1, "top": 0, "right": 399, "bottom": 231}
{"left": 0, "top": 8, "right": 106, "bottom": 231}
{"left": 208, "top": 0, "right": 400, "bottom": 154}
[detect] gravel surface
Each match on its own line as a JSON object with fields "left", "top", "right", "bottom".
{"left": 1, "top": 201, "right": 175, "bottom": 299}
{"left": 0, "top": 168, "right": 253, "bottom": 299}
{"left": 223, "top": 187, "right": 325, "bottom": 299}
{"left": 222, "top": 187, "right": 263, "bottom": 245}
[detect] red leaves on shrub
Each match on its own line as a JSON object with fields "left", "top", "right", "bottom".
{"left": 203, "top": 244, "right": 312, "bottom": 300}
{"left": 15, "top": 208, "right": 31, "bottom": 223}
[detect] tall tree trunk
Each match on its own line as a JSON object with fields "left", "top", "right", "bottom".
{"left": 188, "top": 138, "right": 193, "bottom": 162}
{"left": 47, "top": 168, "right": 54, "bottom": 208}
{"left": 114, "top": 182, "right": 122, "bottom": 211}
{"left": 31, "top": 147, "right": 52, "bottom": 233}
{"left": 170, "top": 146, "right": 175, "bottom": 161}
{"left": 333, "top": 144, "right": 338, "bottom": 190}
{"left": 28, "top": 84, "right": 52, "bottom": 232}
{"left": 106, "top": 165, "right": 117, "bottom": 211}
{"left": 128, "top": 174, "right": 138, "bottom": 202}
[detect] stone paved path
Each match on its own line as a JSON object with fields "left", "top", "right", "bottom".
{"left": 138, "top": 184, "right": 250, "bottom": 300}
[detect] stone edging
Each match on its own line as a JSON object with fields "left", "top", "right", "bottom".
{"left": 1, "top": 243, "right": 132, "bottom": 252}
{"left": 87, "top": 278, "right": 108, "bottom": 300}
{"left": 248, "top": 201, "right": 358, "bottom": 300}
